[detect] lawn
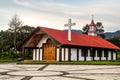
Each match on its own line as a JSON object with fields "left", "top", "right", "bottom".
{"left": 19, "top": 61, "right": 120, "bottom": 65}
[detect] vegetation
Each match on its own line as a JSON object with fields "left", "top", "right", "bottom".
{"left": 107, "top": 37, "right": 120, "bottom": 47}
{"left": 20, "top": 60, "right": 120, "bottom": 65}
{"left": 0, "top": 14, "right": 35, "bottom": 61}
{"left": 8, "top": 14, "right": 23, "bottom": 54}
{"left": 82, "top": 22, "right": 105, "bottom": 38}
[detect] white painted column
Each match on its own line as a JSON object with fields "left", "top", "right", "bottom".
{"left": 62, "top": 48, "right": 64, "bottom": 61}
{"left": 79, "top": 49, "right": 84, "bottom": 61}
{"left": 40, "top": 49, "right": 43, "bottom": 60}
{"left": 95, "top": 50, "right": 99, "bottom": 60}
{"left": 33, "top": 49, "right": 35, "bottom": 60}
{"left": 65, "top": 48, "right": 69, "bottom": 61}
{"left": 101, "top": 50, "right": 106, "bottom": 60}
{"left": 56, "top": 48, "right": 59, "bottom": 61}
{"left": 108, "top": 51, "right": 111, "bottom": 60}
{"left": 36, "top": 49, "right": 39, "bottom": 61}
{"left": 113, "top": 51, "right": 116, "bottom": 60}
{"left": 87, "top": 49, "right": 92, "bottom": 61}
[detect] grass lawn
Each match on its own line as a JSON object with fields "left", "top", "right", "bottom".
{"left": 0, "top": 59, "right": 17, "bottom": 62}
{"left": 20, "top": 61, "right": 120, "bottom": 65}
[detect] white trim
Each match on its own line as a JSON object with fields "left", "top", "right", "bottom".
{"left": 37, "top": 35, "right": 49, "bottom": 47}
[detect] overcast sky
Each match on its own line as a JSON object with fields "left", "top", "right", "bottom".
{"left": 0, "top": 0, "right": 120, "bottom": 32}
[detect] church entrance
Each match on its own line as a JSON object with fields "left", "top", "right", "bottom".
{"left": 43, "top": 43, "right": 56, "bottom": 61}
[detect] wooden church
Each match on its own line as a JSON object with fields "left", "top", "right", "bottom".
{"left": 21, "top": 19, "right": 120, "bottom": 62}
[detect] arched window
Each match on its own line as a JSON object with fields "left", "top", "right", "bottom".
{"left": 46, "top": 38, "right": 53, "bottom": 44}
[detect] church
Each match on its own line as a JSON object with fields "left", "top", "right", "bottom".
{"left": 21, "top": 19, "right": 120, "bottom": 62}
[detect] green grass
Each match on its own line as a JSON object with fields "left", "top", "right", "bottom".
{"left": 0, "top": 58, "right": 18, "bottom": 62}
{"left": 0, "top": 60, "right": 17, "bottom": 62}
{"left": 117, "top": 51, "right": 120, "bottom": 60}
{"left": 20, "top": 61, "right": 120, "bottom": 65}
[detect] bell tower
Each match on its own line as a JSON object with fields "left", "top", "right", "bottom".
{"left": 88, "top": 15, "right": 97, "bottom": 36}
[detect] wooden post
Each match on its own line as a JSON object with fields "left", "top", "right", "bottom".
{"left": 77, "top": 48, "right": 79, "bottom": 61}
{"left": 22, "top": 47, "right": 25, "bottom": 60}
{"left": 39, "top": 48, "right": 40, "bottom": 61}
{"left": 111, "top": 51, "right": 113, "bottom": 61}
{"left": 68, "top": 48, "right": 71, "bottom": 61}
{"left": 59, "top": 45, "right": 62, "bottom": 62}
{"left": 84, "top": 49, "right": 86, "bottom": 61}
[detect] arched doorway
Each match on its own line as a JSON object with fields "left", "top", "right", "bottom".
{"left": 43, "top": 39, "right": 56, "bottom": 61}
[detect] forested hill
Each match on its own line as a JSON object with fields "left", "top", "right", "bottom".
{"left": 105, "top": 30, "right": 120, "bottom": 38}
{"left": 68, "top": 30, "right": 120, "bottom": 38}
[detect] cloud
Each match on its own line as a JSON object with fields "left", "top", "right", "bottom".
{"left": 0, "top": 0, "right": 120, "bottom": 32}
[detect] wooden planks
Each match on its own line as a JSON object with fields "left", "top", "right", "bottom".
{"left": 43, "top": 44, "right": 55, "bottom": 61}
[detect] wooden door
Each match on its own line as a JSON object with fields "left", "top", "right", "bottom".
{"left": 43, "top": 44, "right": 56, "bottom": 61}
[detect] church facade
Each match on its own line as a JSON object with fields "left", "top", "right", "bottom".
{"left": 21, "top": 26, "right": 120, "bottom": 62}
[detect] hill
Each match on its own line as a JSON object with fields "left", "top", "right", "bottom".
{"left": 66, "top": 30, "right": 120, "bottom": 38}
{"left": 105, "top": 30, "right": 120, "bottom": 38}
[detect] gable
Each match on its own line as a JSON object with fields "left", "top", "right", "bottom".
{"left": 21, "top": 27, "right": 61, "bottom": 47}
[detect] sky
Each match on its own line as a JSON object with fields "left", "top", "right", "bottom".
{"left": 0, "top": 0, "right": 120, "bottom": 32}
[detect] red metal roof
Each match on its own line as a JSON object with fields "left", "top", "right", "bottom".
{"left": 90, "top": 19, "right": 95, "bottom": 26}
{"left": 40, "top": 27, "right": 120, "bottom": 50}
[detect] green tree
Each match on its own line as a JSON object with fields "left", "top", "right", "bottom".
{"left": 82, "top": 22, "right": 105, "bottom": 38}
{"left": 107, "top": 37, "right": 120, "bottom": 47}
{"left": 96, "top": 22, "right": 105, "bottom": 38}
{"left": 8, "top": 14, "right": 23, "bottom": 54}
{"left": 82, "top": 24, "right": 89, "bottom": 34}
{"left": 0, "top": 25, "right": 35, "bottom": 60}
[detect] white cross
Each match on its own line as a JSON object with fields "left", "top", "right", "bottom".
{"left": 92, "top": 14, "right": 94, "bottom": 19}
{"left": 64, "top": 19, "right": 76, "bottom": 41}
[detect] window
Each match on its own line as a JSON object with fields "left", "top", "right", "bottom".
{"left": 90, "top": 49, "right": 96, "bottom": 57}
{"left": 97, "top": 50, "right": 102, "bottom": 57}
{"left": 104, "top": 50, "right": 108, "bottom": 57}
{"left": 81, "top": 49, "right": 84, "bottom": 57}
{"left": 81, "top": 48, "right": 88, "bottom": 57}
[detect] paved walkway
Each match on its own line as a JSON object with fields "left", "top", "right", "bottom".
{"left": 0, "top": 63, "right": 120, "bottom": 80}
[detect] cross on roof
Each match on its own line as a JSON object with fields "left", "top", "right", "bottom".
{"left": 64, "top": 19, "right": 76, "bottom": 41}
{"left": 92, "top": 14, "right": 94, "bottom": 19}
{"left": 64, "top": 19, "right": 76, "bottom": 27}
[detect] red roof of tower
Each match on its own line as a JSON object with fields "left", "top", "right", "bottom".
{"left": 90, "top": 19, "right": 95, "bottom": 26}
{"left": 39, "top": 27, "right": 120, "bottom": 50}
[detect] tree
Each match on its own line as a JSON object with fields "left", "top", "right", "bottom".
{"left": 96, "top": 22, "right": 105, "bottom": 38}
{"left": 8, "top": 14, "right": 23, "bottom": 54}
{"left": 82, "top": 22, "right": 105, "bottom": 38}
{"left": 82, "top": 24, "right": 89, "bottom": 34}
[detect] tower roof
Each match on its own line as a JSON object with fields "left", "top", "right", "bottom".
{"left": 90, "top": 19, "right": 95, "bottom": 26}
